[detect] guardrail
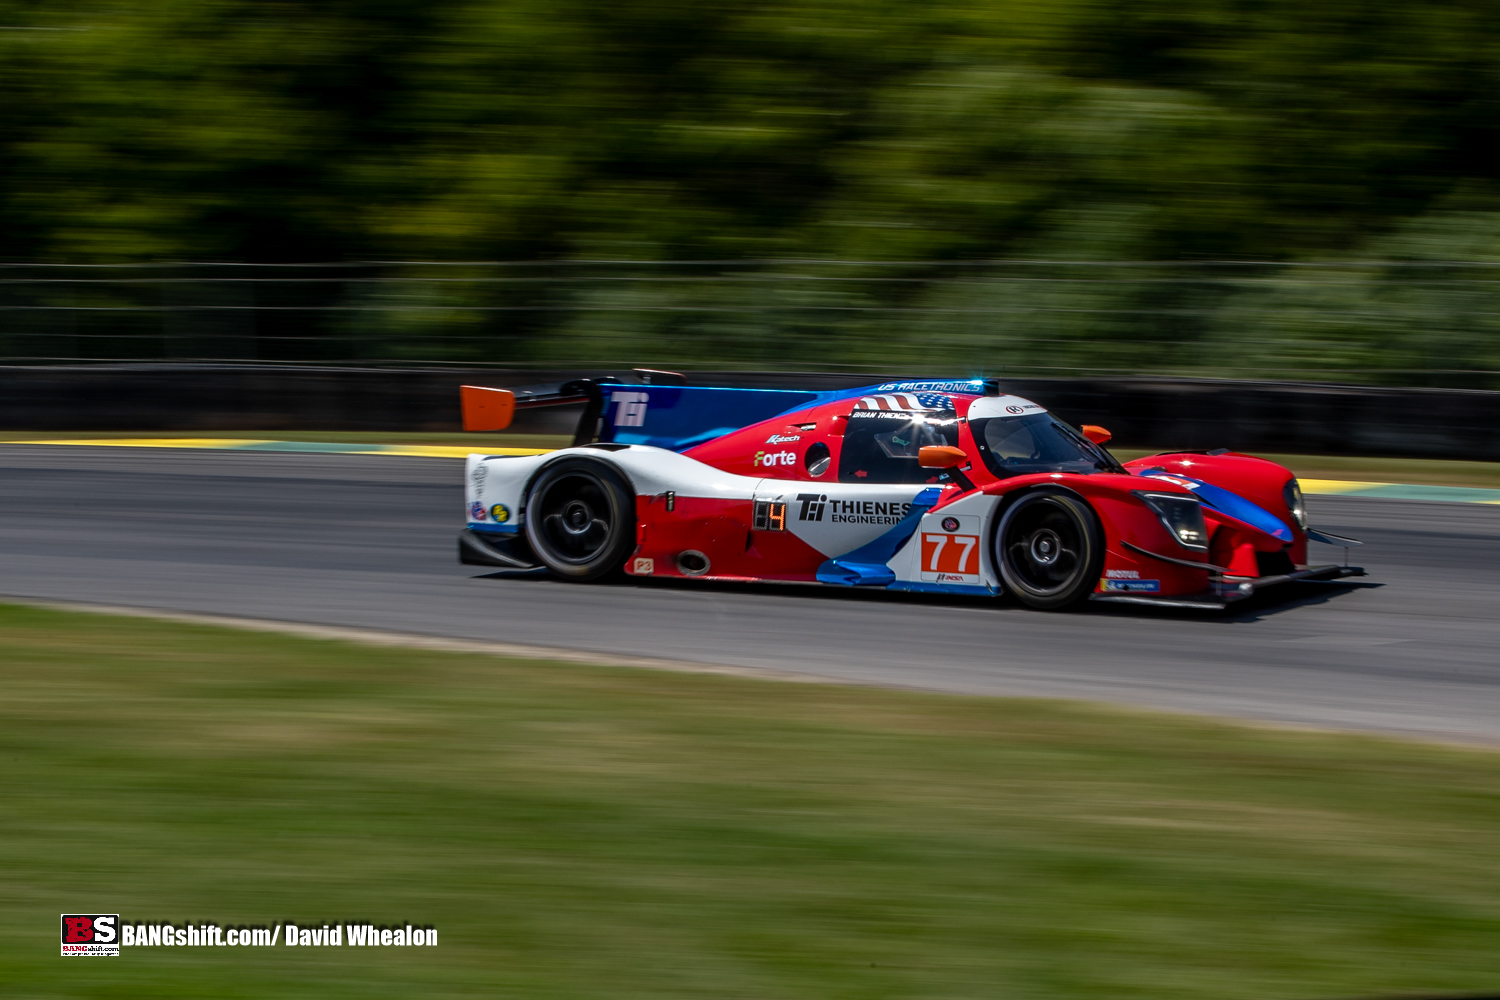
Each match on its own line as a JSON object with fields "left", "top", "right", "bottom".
{"left": 1, "top": 364, "right": 1496, "bottom": 460}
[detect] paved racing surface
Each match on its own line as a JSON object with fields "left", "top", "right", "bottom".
{"left": 3, "top": 445, "right": 1498, "bottom": 743}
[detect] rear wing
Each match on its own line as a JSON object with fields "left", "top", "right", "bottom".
{"left": 462, "top": 370, "right": 822, "bottom": 451}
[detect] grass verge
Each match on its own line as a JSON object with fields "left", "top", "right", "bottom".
{"left": 4, "top": 602, "right": 1500, "bottom": 998}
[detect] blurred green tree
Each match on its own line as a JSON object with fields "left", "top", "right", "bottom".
{"left": 0, "top": 0, "right": 1497, "bottom": 378}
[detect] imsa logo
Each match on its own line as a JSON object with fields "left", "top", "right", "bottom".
{"left": 61, "top": 914, "right": 119, "bottom": 957}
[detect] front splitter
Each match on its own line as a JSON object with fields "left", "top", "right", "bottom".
{"left": 1089, "top": 564, "right": 1366, "bottom": 610}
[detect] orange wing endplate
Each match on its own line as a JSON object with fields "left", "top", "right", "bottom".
{"left": 460, "top": 386, "right": 516, "bottom": 432}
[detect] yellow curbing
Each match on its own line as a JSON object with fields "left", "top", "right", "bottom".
{"left": 1297, "top": 478, "right": 1388, "bottom": 495}
{"left": 10, "top": 437, "right": 280, "bottom": 449}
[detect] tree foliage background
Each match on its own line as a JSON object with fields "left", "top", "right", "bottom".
{"left": 3, "top": 0, "right": 1500, "bottom": 381}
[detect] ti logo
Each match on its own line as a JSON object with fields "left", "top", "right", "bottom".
{"left": 611, "top": 391, "right": 649, "bottom": 428}
{"left": 796, "top": 493, "right": 827, "bottom": 522}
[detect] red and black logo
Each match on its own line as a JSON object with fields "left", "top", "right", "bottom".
{"left": 61, "top": 914, "right": 118, "bottom": 956}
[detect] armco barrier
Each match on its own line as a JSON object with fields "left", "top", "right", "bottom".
{"left": 1, "top": 364, "right": 1498, "bottom": 461}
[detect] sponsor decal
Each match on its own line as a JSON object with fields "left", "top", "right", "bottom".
{"left": 940, "top": 516, "right": 960, "bottom": 532}
{"left": 921, "top": 533, "right": 980, "bottom": 579}
{"left": 796, "top": 493, "right": 828, "bottom": 522}
{"left": 766, "top": 433, "right": 801, "bottom": 444}
{"left": 876, "top": 380, "right": 984, "bottom": 393}
{"left": 611, "top": 390, "right": 650, "bottom": 427}
{"left": 469, "top": 464, "right": 487, "bottom": 497}
{"left": 468, "top": 501, "right": 487, "bottom": 521}
{"left": 854, "top": 392, "right": 952, "bottom": 412}
{"left": 1104, "top": 568, "right": 1140, "bottom": 579}
{"left": 632, "top": 557, "right": 654, "bottom": 575}
{"left": 800, "top": 497, "right": 915, "bottom": 525}
{"left": 967, "top": 396, "right": 1047, "bottom": 419}
{"left": 61, "top": 915, "right": 118, "bottom": 957}
{"left": 752, "top": 500, "right": 787, "bottom": 531}
{"left": 99, "top": 920, "right": 436, "bottom": 950}
{"left": 489, "top": 503, "right": 510, "bottom": 523}
{"left": 1103, "top": 579, "right": 1161, "bottom": 592}
{"left": 754, "top": 449, "right": 797, "bottom": 468}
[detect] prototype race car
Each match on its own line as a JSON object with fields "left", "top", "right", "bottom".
{"left": 458, "top": 372, "right": 1364, "bottom": 610}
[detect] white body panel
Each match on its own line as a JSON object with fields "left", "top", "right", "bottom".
{"left": 466, "top": 444, "right": 1006, "bottom": 592}
{"left": 884, "top": 491, "right": 1002, "bottom": 590}
{"left": 465, "top": 446, "right": 766, "bottom": 531}
{"left": 750, "top": 479, "right": 938, "bottom": 557}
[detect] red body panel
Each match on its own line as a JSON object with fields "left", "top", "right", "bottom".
{"left": 630, "top": 494, "right": 829, "bottom": 582}
{"left": 1124, "top": 453, "right": 1307, "bottom": 566}
{"left": 686, "top": 399, "right": 855, "bottom": 484}
{"left": 653, "top": 392, "right": 1304, "bottom": 598}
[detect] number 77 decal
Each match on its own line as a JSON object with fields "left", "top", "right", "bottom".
{"left": 921, "top": 533, "right": 980, "bottom": 580}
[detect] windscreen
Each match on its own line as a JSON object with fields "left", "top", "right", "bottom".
{"left": 837, "top": 408, "right": 960, "bottom": 483}
{"left": 971, "top": 413, "right": 1118, "bottom": 478}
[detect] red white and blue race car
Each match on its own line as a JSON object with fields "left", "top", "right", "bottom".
{"left": 458, "top": 373, "right": 1363, "bottom": 610}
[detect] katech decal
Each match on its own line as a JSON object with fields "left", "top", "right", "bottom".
{"left": 1103, "top": 579, "right": 1161, "bottom": 592}
{"left": 468, "top": 501, "right": 487, "bottom": 521}
{"left": 489, "top": 503, "right": 510, "bottom": 523}
{"left": 765, "top": 433, "right": 801, "bottom": 444}
{"left": 611, "top": 390, "right": 649, "bottom": 427}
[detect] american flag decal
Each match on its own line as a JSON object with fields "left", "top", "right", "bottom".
{"left": 854, "top": 392, "right": 951, "bottom": 412}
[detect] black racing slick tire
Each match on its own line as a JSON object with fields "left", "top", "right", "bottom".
{"left": 996, "top": 488, "right": 1105, "bottom": 610}
{"left": 524, "top": 458, "right": 636, "bottom": 581}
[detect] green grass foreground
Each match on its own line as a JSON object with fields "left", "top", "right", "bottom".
{"left": 4, "top": 603, "right": 1500, "bottom": 999}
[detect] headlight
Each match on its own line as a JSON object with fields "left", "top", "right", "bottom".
{"left": 1133, "top": 491, "right": 1208, "bottom": 550}
{"left": 1283, "top": 479, "right": 1307, "bottom": 530}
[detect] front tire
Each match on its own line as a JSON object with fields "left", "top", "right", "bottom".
{"left": 996, "top": 489, "right": 1104, "bottom": 610}
{"left": 524, "top": 459, "right": 636, "bottom": 580}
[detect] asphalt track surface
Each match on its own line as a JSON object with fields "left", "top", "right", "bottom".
{"left": 3, "top": 445, "right": 1499, "bottom": 743}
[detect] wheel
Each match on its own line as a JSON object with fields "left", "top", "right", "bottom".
{"left": 995, "top": 488, "right": 1104, "bottom": 610}
{"left": 524, "top": 459, "right": 636, "bottom": 580}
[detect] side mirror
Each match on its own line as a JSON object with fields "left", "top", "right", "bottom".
{"left": 461, "top": 386, "right": 516, "bottom": 431}
{"left": 1081, "top": 425, "right": 1112, "bottom": 445}
{"left": 918, "top": 445, "right": 968, "bottom": 469}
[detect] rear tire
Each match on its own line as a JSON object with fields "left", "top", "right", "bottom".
{"left": 996, "top": 489, "right": 1104, "bottom": 610}
{"left": 524, "top": 459, "right": 636, "bottom": 581}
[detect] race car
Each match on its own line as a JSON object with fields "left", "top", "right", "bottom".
{"left": 457, "top": 372, "right": 1364, "bottom": 610}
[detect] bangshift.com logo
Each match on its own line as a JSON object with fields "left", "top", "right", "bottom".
{"left": 61, "top": 914, "right": 119, "bottom": 957}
